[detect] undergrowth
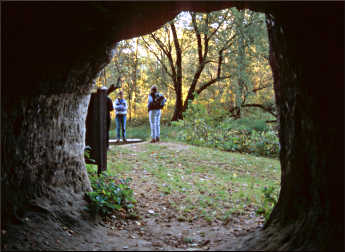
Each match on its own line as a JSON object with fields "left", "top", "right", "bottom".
{"left": 256, "top": 185, "right": 278, "bottom": 221}
{"left": 172, "top": 102, "right": 280, "bottom": 158}
{"left": 84, "top": 149, "right": 137, "bottom": 218}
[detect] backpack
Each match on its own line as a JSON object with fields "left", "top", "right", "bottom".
{"left": 150, "top": 93, "right": 166, "bottom": 110}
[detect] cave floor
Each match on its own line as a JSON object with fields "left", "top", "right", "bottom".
{"left": 2, "top": 212, "right": 262, "bottom": 251}
{"left": 2, "top": 142, "right": 266, "bottom": 251}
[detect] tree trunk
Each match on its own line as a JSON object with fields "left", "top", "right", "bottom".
{"left": 128, "top": 94, "right": 132, "bottom": 122}
{"left": 170, "top": 22, "right": 184, "bottom": 121}
{"left": 171, "top": 84, "right": 184, "bottom": 121}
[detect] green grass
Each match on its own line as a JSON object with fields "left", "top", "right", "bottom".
{"left": 106, "top": 127, "right": 281, "bottom": 223}
{"left": 109, "top": 124, "right": 149, "bottom": 139}
{"left": 109, "top": 122, "right": 180, "bottom": 142}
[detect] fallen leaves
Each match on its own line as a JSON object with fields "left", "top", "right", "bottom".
{"left": 104, "top": 142, "right": 274, "bottom": 250}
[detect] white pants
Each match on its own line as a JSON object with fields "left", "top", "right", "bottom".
{"left": 149, "top": 109, "right": 161, "bottom": 139}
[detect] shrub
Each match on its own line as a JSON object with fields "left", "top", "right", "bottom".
{"left": 87, "top": 171, "right": 136, "bottom": 217}
{"left": 84, "top": 150, "right": 136, "bottom": 217}
{"left": 172, "top": 102, "right": 280, "bottom": 158}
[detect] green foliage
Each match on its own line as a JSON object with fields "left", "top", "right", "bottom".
{"left": 172, "top": 102, "right": 279, "bottom": 158}
{"left": 85, "top": 161, "right": 136, "bottom": 217}
{"left": 256, "top": 185, "right": 278, "bottom": 221}
{"left": 84, "top": 146, "right": 92, "bottom": 158}
{"left": 102, "top": 8, "right": 274, "bottom": 123}
{"left": 224, "top": 118, "right": 268, "bottom": 133}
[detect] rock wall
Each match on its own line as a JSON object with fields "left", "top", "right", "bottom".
{"left": 2, "top": 92, "right": 92, "bottom": 217}
{"left": 2, "top": 2, "right": 122, "bottom": 221}
{"left": 227, "top": 4, "right": 344, "bottom": 251}
{"left": 2, "top": 2, "right": 343, "bottom": 250}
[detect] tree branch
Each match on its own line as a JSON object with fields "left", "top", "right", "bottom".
{"left": 191, "top": 12, "right": 203, "bottom": 64}
{"left": 141, "top": 37, "right": 174, "bottom": 79}
{"left": 203, "top": 13, "right": 209, "bottom": 58}
{"left": 170, "top": 21, "right": 182, "bottom": 87}
{"left": 241, "top": 103, "right": 277, "bottom": 117}
{"left": 252, "top": 85, "right": 271, "bottom": 93}
{"left": 196, "top": 75, "right": 232, "bottom": 95}
{"left": 151, "top": 33, "right": 169, "bottom": 56}
{"left": 165, "top": 25, "right": 172, "bottom": 54}
{"left": 217, "top": 49, "right": 223, "bottom": 78}
{"left": 207, "top": 10, "right": 230, "bottom": 41}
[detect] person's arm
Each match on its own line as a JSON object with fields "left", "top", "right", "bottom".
{"left": 124, "top": 99, "right": 128, "bottom": 112}
{"left": 113, "top": 100, "right": 116, "bottom": 112}
{"left": 148, "top": 94, "right": 153, "bottom": 110}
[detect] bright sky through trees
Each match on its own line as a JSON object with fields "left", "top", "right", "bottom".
{"left": 101, "top": 8, "right": 274, "bottom": 123}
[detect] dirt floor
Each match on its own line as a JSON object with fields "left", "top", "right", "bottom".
{"left": 2, "top": 142, "right": 264, "bottom": 251}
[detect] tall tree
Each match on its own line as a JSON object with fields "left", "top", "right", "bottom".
{"left": 224, "top": 9, "right": 275, "bottom": 119}
{"left": 142, "top": 11, "right": 233, "bottom": 120}
{"left": 142, "top": 9, "right": 272, "bottom": 121}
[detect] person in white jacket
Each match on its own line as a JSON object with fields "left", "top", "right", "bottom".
{"left": 113, "top": 90, "right": 128, "bottom": 143}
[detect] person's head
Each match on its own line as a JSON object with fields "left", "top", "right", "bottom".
{"left": 118, "top": 90, "right": 123, "bottom": 99}
{"left": 150, "top": 85, "right": 157, "bottom": 94}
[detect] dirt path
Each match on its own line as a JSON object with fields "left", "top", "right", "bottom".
{"left": 110, "top": 142, "right": 264, "bottom": 250}
{"left": 2, "top": 141, "right": 264, "bottom": 251}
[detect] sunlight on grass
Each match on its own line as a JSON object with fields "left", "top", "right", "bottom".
{"left": 107, "top": 132, "right": 280, "bottom": 223}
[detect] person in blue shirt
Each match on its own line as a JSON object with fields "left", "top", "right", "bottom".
{"left": 148, "top": 85, "right": 166, "bottom": 143}
{"left": 113, "top": 90, "right": 128, "bottom": 143}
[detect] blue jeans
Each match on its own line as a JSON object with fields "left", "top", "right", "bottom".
{"left": 149, "top": 109, "right": 161, "bottom": 139}
{"left": 115, "top": 114, "right": 126, "bottom": 140}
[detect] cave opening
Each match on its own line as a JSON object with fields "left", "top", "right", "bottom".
{"left": 87, "top": 6, "right": 280, "bottom": 238}
{"left": 2, "top": 2, "right": 343, "bottom": 251}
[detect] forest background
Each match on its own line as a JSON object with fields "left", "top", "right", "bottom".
{"left": 86, "top": 7, "right": 281, "bottom": 228}
{"left": 94, "top": 8, "right": 279, "bottom": 158}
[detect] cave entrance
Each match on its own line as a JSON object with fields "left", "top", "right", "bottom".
{"left": 92, "top": 6, "right": 281, "bottom": 245}
{"left": 86, "top": 3, "right": 343, "bottom": 250}
{"left": 3, "top": 2, "right": 342, "bottom": 250}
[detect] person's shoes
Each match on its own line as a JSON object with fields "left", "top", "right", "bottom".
{"left": 123, "top": 139, "right": 127, "bottom": 143}
{"left": 156, "top": 137, "right": 160, "bottom": 142}
{"left": 115, "top": 139, "right": 120, "bottom": 143}
{"left": 150, "top": 139, "right": 156, "bottom": 143}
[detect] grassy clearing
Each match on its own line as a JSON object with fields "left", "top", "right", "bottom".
{"left": 107, "top": 136, "right": 280, "bottom": 224}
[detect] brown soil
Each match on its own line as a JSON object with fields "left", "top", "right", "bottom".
{"left": 2, "top": 142, "right": 264, "bottom": 251}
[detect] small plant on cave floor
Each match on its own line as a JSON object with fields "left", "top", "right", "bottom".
{"left": 86, "top": 169, "right": 137, "bottom": 218}
{"left": 84, "top": 149, "right": 137, "bottom": 219}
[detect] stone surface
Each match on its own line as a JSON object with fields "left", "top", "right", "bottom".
{"left": 2, "top": 93, "right": 92, "bottom": 221}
